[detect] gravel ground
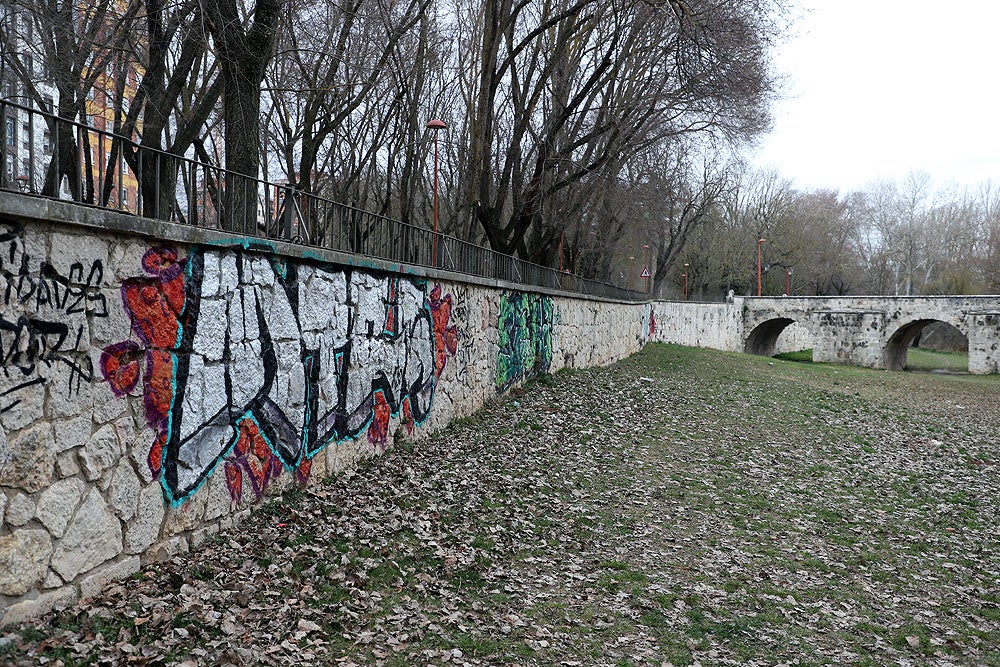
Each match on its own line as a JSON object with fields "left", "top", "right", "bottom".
{"left": 5, "top": 344, "right": 999, "bottom": 666}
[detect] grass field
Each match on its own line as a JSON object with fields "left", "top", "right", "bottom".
{"left": 6, "top": 344, "right": 999, "bottom": 666}
{"left": 776, "top": 346, "right": 971, "bottom": 372}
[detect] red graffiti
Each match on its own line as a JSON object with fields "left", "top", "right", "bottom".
{"left": 227, "top": 418, "right": 283, "bottom": 501}
{"left": 401, "top": 396, "right": 414, "bottom": 435}
{"left": 649, "top": 310, "right": 657, "bottom": 335}
{"left": 122, "top": 247, "right": 185, "bottom": 349}
{"left": 100, "top": 340, "right": 141, "bottom": 397}
{"left": 367, "top": 391, "right": 392, "bottom": 450}
{"left": 224, "top": 460, "right": 243, "bottom": 503}
{"left": 101, "top": 246, "right": 187, "bottom": 477}
{"left": 147, "top": 431, "right": 166, "bottom": 478}
{"left": 296, "top": 457, "right": 312, "bottom": 485}
{"left": 429, "top": 285, "right": 459, "bottom": 379}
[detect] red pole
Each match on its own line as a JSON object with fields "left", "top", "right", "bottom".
{"left": 683, "top": 263, "right": 689, "bottom": 300}
{"left": 432, "top": 132, "right": 438, "bottom": 266}
{"left": 785, "top": 267, "right": 791, "bottom": 295}
{"left": 643, "top": 244, "right": 650, "bottom": 292}
{"left": 757, "top": 238, "right": 766, "bottom": 296}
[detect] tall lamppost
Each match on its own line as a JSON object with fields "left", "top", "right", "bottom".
{"left": 756, "top": 238, "right": 766, "bottom": 296}
{"left": 683, "top": 262, "right": 689, "bottom": 301}
{"left": 427, "top": 119, "right": 446, "bottom": 266}
{"left": 643, "top": 243, "right": 651, "bottom": 292}
{"left": 785, "top": 266, "right": 792, "bottom": 296}
{"left": 628, "top": 256, "right": 635, "bottom": 290}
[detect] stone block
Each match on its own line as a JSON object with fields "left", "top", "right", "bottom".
{"left": 5, "top": 492, "right": 35, "bottom": 527}
{"left": 202, "top": 473, "right": 232, "bottom": 522}
{"left": 43, "top": 570, "right": 63, "bottom": 589}
{"left": 108, "top": 241, "right": 148, "bottom": 283}
{"left": 200, "top": 251, "right": 221, "bottom": 297}
{"left": 55, "top": 449, "right": 82, "bottom": 478}
{"left": 190, "top": 524, "right": 219, "bottom": 549}
{"left": 142, "top": 535, "right": 188, "bottom": 566}
{"left": 78, "top": 556, "right": 140, "bottom": 600}
{"left": 92, "top": 383, "right": 127, "bottom": 424}
{"left": 0, "top": 529, "right": 53, "bottom": 596}
{"left": 18, "top": 227, "right": 47, "bottom": 274}
{"left": 0, "top": 420, "right": 55, "bottom": 493}
{"left": 45, "top": 363, "right": 94, "bottom": 419}
{"left": 129, "top": 428, "right": 158, "bottom": 484}
{"left": 79, "top": 424, "right": 120, "bottom": 482}
{"left": 88, "top": 294, "right": 131, "bottom": 347}
{"left": 124, "top": 482, "right": 165, "bottom": 554}
{"left": 109, "top": 461, "right": 141, "bottom": 521}
{"left": 52, "top": 415, "right": 94, "bottom": 453}
{"left": 0, "top": 379, "right": 44, "bottom": 432}
{"left": 161, "top": 486, "right": 206, "bottom": 536}
{"left": 308, "top": 450, "right": 327, "bottom": 482}
{"left": 35, "top": 477, "right": 86, "bottom": 538}
{"left": 192, "top": 297, "right": 227, "bottom": 362}
{"left": 48, "top": 232, "right": 109, "bottom": 281}
{"left": 50, "top": 488, "right": 123, "bottom": 582}
{"left": 0, "top": 586, "right": 77, "bottom": 627}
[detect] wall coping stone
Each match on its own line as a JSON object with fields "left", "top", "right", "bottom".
{"left": 0, "top": 190, "right": 644, "bottom": 306}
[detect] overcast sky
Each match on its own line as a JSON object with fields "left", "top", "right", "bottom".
{"left": 749, "top": 0, "right": 1000, "bottom": 194}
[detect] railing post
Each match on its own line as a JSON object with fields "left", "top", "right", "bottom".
{"left": 188, "top": 160, "right": 196, "bottom": 225}
{"left": 27, "top": 102, "right": 35, "bottom": 193}
{"left": 136, "top": 148, "right": 143, "bottom": 214}
{"left": 0, "top": 100, "right": 7, "bottom": 189}
{"left": 52, "top": 113, "right": 59, "bottom": 198}
{"left": 154, "top": 152, "right": 161, "bottom": 219}
{"left": 282, "top": 186, "right": 293, "bottom": 239}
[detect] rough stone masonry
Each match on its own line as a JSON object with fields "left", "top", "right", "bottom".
{"left": 0, "top": 208, "right": 652, "bottom": 625}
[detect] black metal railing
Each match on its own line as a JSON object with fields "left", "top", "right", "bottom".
{"left": 0, "top": 97, "right": 643, "bottom": 301}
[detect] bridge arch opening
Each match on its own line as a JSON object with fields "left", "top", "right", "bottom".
{"left": 744, "top": 317, "right": 799, "bottom": 357}
{"left": 883, "top": 319, "right": 969, "bottom": 372}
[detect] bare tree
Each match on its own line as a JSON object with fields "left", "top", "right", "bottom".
{"left": 456, "top": 0, "right": 779, "bottom": 260}
{"left": 1, "top": 0, "right": 140, "bottom": 199}
{"left": 203, "top": 0, "right": 283, "bottom": 229}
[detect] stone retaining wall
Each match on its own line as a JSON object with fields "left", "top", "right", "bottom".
{"left": 0, "top": 212, "right": 650, "bottom": 625}
{"left": 645, "top": 301, "right": 743, "bottom": 351}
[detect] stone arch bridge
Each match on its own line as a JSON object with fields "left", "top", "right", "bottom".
{"left": 742, "top": 296, "right": 1000, "bottom": 374}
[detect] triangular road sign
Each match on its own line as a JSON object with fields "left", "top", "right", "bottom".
{"left": 640, "top": 267, "right": 650, "bottom": 278}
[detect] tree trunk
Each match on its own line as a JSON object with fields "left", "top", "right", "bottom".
{"left": 204, "top": 0, "right": 282, "bottom": 231}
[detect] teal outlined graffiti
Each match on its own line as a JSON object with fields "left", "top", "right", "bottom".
{"left": 496, "top": 292, "right": 554, "bottom": 390}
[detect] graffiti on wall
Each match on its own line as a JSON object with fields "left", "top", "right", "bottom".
{"left": 102, "top": 246, "right": 457, "bottom": 505}
{"left": 496, "top": 292, "right": 553, "bottom": 391}
{"left": 0, "top": 225, "right": 107, "bottom": 412}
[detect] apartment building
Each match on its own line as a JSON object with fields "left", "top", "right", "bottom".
{"left": 0, "top": 2, "right": 139, "bottom": 210}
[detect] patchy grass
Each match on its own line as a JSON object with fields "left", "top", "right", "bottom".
{"left": 777, "top": 346, "right": 971, "bottom": 373}
{"left": 907, "top": 346, "right": 969, "bottom": 372}
{"left": 6, "top": 343, "right": 999, "bottom": 666}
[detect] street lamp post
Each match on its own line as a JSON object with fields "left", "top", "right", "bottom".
{"left": 683, "top": 263, "right": 689, "bottom": 301}
{"left": 426, "top": 119, "right": 447, "bottom": 267}
{"left": 785, "top": 266, "right": 792, "bottom": 296}
{"left": 756, "top": 238, "right": 766, "bottom": 296}
{"left": 628, "top": 256, "right": 635, "bottom": 291}
{"left": 643, "top": 244, "right": 651, "bottom": 292}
